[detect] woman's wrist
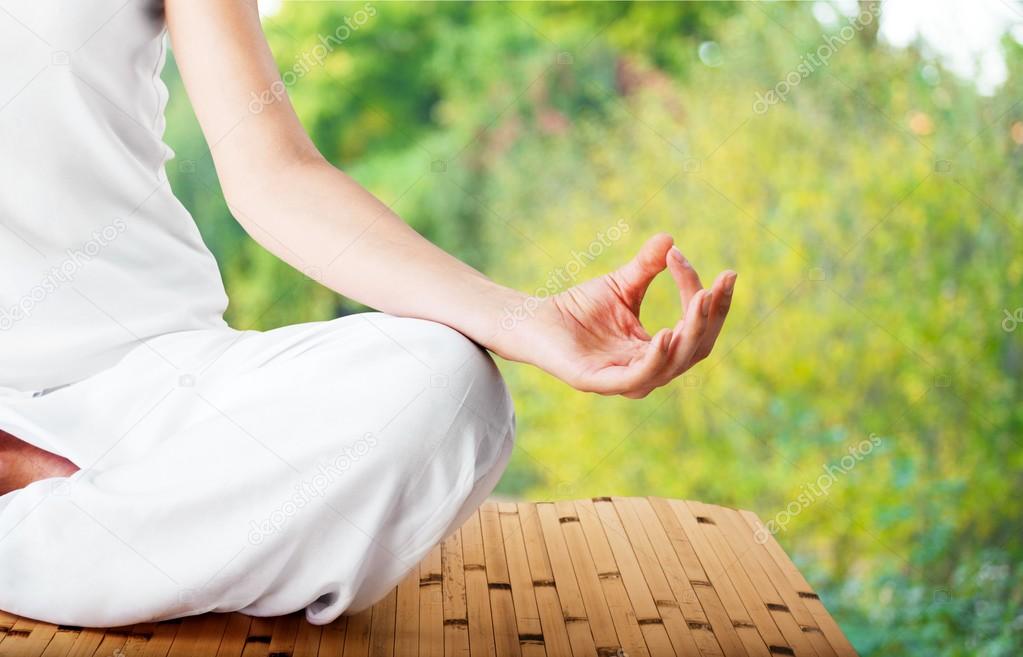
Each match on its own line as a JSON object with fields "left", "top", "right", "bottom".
{"left": 476, "top": 287, "right": 562, "bottom": 368}
{"left": 468, "top": 283, "right": 532, "bottom": 360}
{"left": 446, "top": 276, "right": 547, "bottom": 365}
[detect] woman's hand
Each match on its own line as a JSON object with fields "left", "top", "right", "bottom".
{"left": 497, "top": 234, "right": 736, "bottom": 398}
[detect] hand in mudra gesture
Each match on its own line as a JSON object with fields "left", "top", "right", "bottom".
{"left": 509, "top": 234, "right": 736, "bottom": 398}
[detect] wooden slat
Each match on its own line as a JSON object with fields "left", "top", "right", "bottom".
{"left": 0, "top": 498, "right": 857, "bottom": 657}
{"left": 96, "top": 630, "right": 132, "bottom": 656}
{"left": 370, "top": 589, "right": 398, "bottom": 657}
{"left": 0, "top": 615, "right": 17, "bottom": 657}
{"left": 239, "top": 617, "right": 273, "bottom": 657}
{"left": 136, "top": 620, "right": 181, "bottom": 657}
{"left": 116, "top": 623, "right": 159, "bottom": 657}
{"left": 37, "top": 627, "right": 78, "bottom": 657}
{"left": 479, "top": 503, "right": 520, "bottom": 657}
{"left": 497, "top": 503, "right": 545, "bottom": 657}
{"left": 394, "top": 563, "right": 421, "bottom": 657}
{"left": 317, "top": 615, "right": 347, "bottom": 657}
{"left": 459, "top": 509, "right": 497, "bottom": 657}
{"left": 515, "top": 503, "right": 574, "bottom": 657}
{"left": 62, "top": 627, "right": 106, "bottom": 657}
{"left": 267, "top": 613, "right": 301, "bottom": 657}
{"left": 0, "top": 611, "right": 18, "bottom": 629}
{"left": 441, "top": 529, "right": 470, "bottom": 657}
{"left": 419, "top": 544, "right": 444, "bottom": 657}
{"left": 534, "top": 503, "right": 598, "bottom": 657}
{"left": 552, "top": 500, "right": 625, "bottom": 657}
{"left": 292, "top": 616, "right": 323, "bottom": 657}
{"left": 342, "top": 607, "right": 373, "bottom": 657}
{"left": 214, "top": 614, "right": 251, "bottom": 657}
{"left": 169, "top": 615, "right": 228, "bottom": 657}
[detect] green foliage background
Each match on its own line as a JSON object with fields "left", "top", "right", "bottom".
{"left": 162, "top": 2, "right": 1023, "bottom": 653}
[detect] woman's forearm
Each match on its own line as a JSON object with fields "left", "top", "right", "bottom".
{"left": 223, "top": 157, "right": 529, "bottom": 359}
{"left": 169, "top": 0, "right": 734, "bottom": 398}
{"left": 164, "top": 0, "right": 527, "bottom": 357}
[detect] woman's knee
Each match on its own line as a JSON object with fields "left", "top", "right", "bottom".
{"left": 290, "top": 313, "right": 515, "bottom": 483}
{"left": 423, "top": 320, "right": 513, "bottom": 442}
{"left": 377, "top": 316, "right": 515, "bottom": 493}
{"left": 373, "top": 315, "right": 515, "bottom": 435}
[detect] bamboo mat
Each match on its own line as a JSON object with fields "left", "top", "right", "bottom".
{"left": 0, "top": 497, "right": 857, "bottom": 657}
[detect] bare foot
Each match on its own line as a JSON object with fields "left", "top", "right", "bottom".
{"left": 0, "top": 429, "right": 79, "bottom": 496}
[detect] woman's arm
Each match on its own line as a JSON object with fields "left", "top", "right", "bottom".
{"left": 165, "top": 0, "right": 736, "bottom": 398}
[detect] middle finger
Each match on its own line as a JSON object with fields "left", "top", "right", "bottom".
{"left": 688, "top": 270, "right": 736, "bottom": 366}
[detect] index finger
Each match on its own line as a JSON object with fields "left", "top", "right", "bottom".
{"left": 666, "top": 246, "right": 704, "bottom": 316}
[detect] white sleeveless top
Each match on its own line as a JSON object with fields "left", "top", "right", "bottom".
{"left": 0, "top": 0, "right": 229, "bottom": 391}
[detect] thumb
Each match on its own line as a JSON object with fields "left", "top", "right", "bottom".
{"left": 611, "top": 233, "right": 674, "bottom": 314}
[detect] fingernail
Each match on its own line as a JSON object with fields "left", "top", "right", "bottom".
{"left": 700, "top": 291, "right": 711, "bottom": 316}
{"left": 724, "top": 273, "right": 736, "bottom": 296}
{"left": 670, "top": 246, "right": 686, "bottom": 265}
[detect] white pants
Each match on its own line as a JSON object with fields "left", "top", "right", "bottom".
{"left": 0, "top": 313, "right": 515, "bottom": 626}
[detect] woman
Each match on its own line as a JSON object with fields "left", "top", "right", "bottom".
{"left": 0, "top": 0, "right": 735, "bottom": 626}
